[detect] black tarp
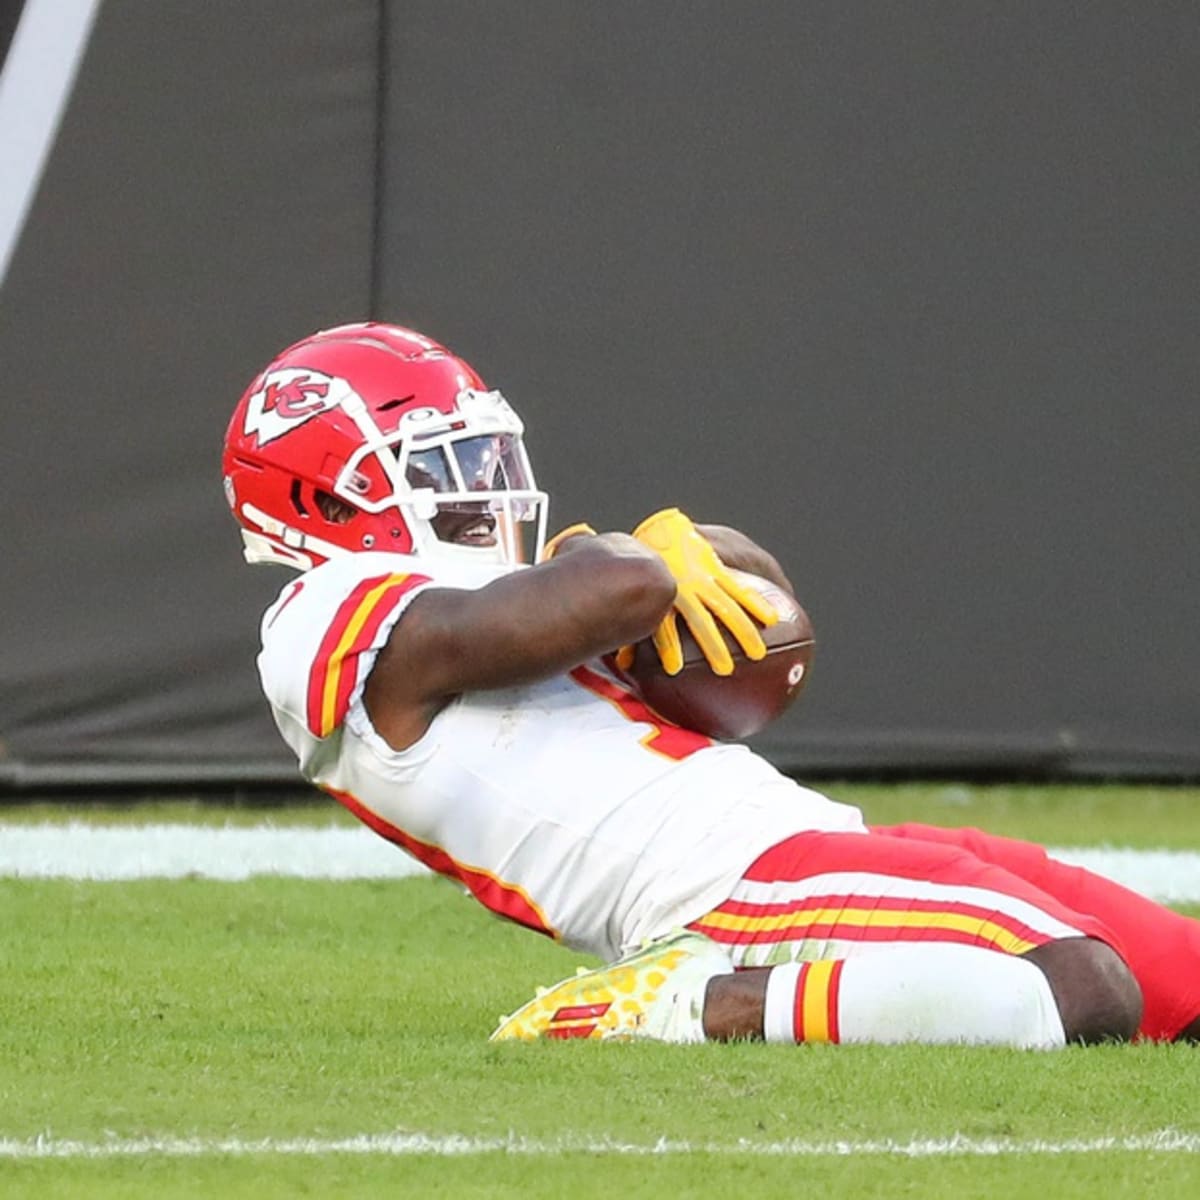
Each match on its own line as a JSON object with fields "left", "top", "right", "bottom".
{"left": 0, "top": 0, "right": 378, "bottom": 783}
{"left": 2, "top": 2, "right": 1197, "bottom": 786}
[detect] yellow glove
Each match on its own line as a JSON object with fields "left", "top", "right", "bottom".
{"left": 621, "top": 507, "right": 778, "bottom": 676}
{"left": 539, "top": 522, "right": 596, "bottom": 561}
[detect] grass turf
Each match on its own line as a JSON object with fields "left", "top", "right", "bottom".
{"left": 2, "top": 785, "right": 1200, "bottom": 1196}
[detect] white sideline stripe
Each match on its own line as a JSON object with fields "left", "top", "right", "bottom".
{"left": 0, "top": 823, "right": 428, "bottom": 881}
{"left": 2, "top": 824, "right": 1200, "bottom": 902}
{"left": 2, "top": 1129, "right": 1200, "bottom": 1160}
{"left": 1048, "top": 846, "right": 1200, "bottom": 904}
{"left": 0, "top": 0, "right": 104, "bottom": 289}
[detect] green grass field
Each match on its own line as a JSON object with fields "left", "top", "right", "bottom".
{"left": 2, "top": 783, "right": 1200, "bottom": 1197}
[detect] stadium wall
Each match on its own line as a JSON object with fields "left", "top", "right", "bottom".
{"left": 1, "top": 1, "right": 1197, "bottom": 788}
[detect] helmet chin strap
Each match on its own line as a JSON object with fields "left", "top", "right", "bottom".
{"left": 240, "top": 530, "right": 314, "bottom": 570}
{"left": 239, "top": 502, "right": 350, "bottom": 569}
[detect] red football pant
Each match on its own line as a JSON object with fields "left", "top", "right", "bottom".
{"left": 874, "top": 823, "right": 1200, "bottom": 1041}
{"left": 690, "top": 823, "right": 1200, "bottom": 1041}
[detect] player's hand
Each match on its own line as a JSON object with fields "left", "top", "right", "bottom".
{"left": 620, "top": 507, "right": 778, "bottom": 676}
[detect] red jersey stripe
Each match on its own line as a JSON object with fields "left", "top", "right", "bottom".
{"left": 326, "top": 786, "right": 557, "bottom": 939}
{"left": 304, "top": 572, "right": 429, "bottom": 736}
{"left": 568, "top": 664, "right": 711, "bottom": 761}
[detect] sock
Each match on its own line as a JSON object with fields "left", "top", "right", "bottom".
{"left": 762, "top": 944, "right": 1066, "bottom": 1049}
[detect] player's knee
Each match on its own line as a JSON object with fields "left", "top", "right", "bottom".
{"left": 1026, "top": 938, "right": 1142, "bottom": 1044}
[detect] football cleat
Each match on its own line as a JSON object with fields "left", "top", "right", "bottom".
{"left": 489, "top": 930, "right": 733, "bottom": 1044}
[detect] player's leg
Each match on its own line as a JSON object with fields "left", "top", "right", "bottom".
{"left": 688, "top": 830, "right": 1141, "bottom": 1047}
{"left": 874, "top": 822, "right": 1200, "bottom": 1041}
{"left": 492, "top": 831, "right": 1141, "bottom": 1048}
{"left": 489, "top": 926, "right": 1087, "bottom": 1047}
{"left": 700, "top": 942, "right": 1097, "bottom": 1047}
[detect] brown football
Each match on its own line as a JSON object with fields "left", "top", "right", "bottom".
{"left": 618, "top": 569, "right": 815, "bottom": 740}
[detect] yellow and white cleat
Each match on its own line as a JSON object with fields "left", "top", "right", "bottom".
{"left": 489, "top": 930, "right": 733, "bottom": 1044}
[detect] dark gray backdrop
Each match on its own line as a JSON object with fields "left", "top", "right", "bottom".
{"left": 2, "top": 1, "right": 1197, "bottom": 787}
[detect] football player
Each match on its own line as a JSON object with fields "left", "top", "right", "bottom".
{"left": 224, "top": 322, "right": 1200, "bottom": 1047}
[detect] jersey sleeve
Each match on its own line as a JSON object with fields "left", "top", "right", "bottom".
{"left": 257, "top": 554, "right": 433, "bottom": 740}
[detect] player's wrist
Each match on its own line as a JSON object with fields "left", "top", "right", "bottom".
{"left": 540, "top": 522, "right": 597, "bottom": 561}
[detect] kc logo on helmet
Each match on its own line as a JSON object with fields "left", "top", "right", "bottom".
{"left": 243, "top": 369, "right": 349, "bottom": 445}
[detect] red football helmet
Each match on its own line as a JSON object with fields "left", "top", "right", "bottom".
{"left": 222, "top": 323, "right": 548, "bottom": 570}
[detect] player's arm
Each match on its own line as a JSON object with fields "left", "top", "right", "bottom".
{"left": 695, "top": 524, "right": 794, "bottom": 595}
{"left": 364, "top": 534, "right": 676, "bottom": 749}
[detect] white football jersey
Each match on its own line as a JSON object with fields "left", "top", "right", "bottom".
{"left": 257, "top": 551, "right": 865, "bottom": 960}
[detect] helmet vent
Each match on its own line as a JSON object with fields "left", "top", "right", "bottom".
{"left": 289, "top": 479, "right": 309, "bottom": 517}
{"left": 377, "top": 394, "right": 415, "bottom": 412}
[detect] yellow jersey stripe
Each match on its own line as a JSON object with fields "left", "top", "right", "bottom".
{"left": 319, "top": 574, "right": 408, "bottom": 735}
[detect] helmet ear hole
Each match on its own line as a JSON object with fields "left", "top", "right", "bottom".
{"left": 314, "top": 489, "right": 357, "bottom": 525}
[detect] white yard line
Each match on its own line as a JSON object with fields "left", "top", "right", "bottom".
{"left": 2, "top": 1129, "right": 1199, "bottom": 1159}
{"left": 1, "top": 824, "right": 1200, "bottom": 902}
